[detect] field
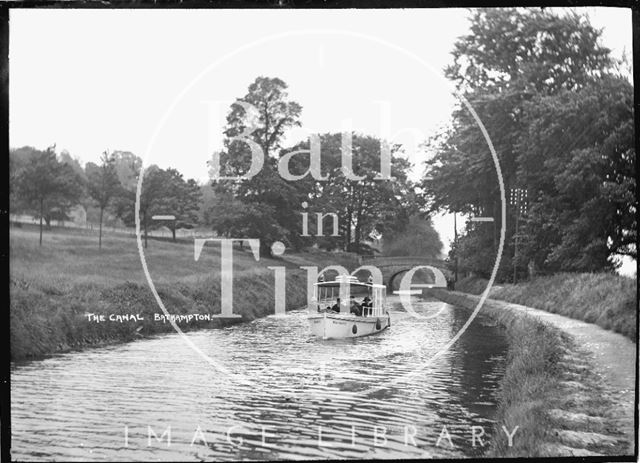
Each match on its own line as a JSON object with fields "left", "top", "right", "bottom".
{"left": 455, "top": 273, "right": 637, "bottom": 340}
{"left": 10, "top": 225, "right": 358, "bottom": 360}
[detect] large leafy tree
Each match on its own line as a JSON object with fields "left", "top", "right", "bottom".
{"left": 15, "top": 147, "right": 84, "bottom": 246}
{"left": 10, "top": 146, "right": 40, "bottom": 214}
{"left": 516, "top": 75, "right": 635, "bottom": 271}
{"left": 210, "top": 76, "right": 305, "bottom": 255}
{"left": 86, "top": 151, "right": 122, "bottom": 249}
{"left": 112, "top": 164, "right": 168, "bottom": 248}
{"left": 155, "top": 168, "right": 202, "bottom": 241}
{"left": 289, "top": 132, "right": 418, "bottom": 254}
{"left": 112, "top": 162, "right": 203, "bottom": 247}
{"left": 210, "top": 77, "right": 423, "bottom": 256}
{"left": 423, "top": 8, "right": 626, "bottom": 278}
{"left": 446, "top": 8, "right": 611, "bottom": 93}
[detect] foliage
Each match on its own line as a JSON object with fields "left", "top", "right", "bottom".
{"left": 382, "top": 215, "right": 443, "bottom": 258}
{"left": 210, "top": 76, "right": 305, "bottom": 256}
{"left": 423, "top": 8, "right": 634, "bottom": 278}
{"left": 14, "top": 146, "right": 84, "bottom": 244}
{"left": 10, "top": 146, "right": 41, "bottom": 214}
{"left": 303, "top": 133, "right": 419, "bottom": 253}
{"left": 86, "top": 151, "right": 122, "bottom": 248}
{"left": 154, "top": 168, "right": 202, "bottom": 241}
{"left": 59, "top": 150, "right": 87, "bottom": 182}
{"left": 517, "top": 76, "right": 636, "bottom": 271}
{"left": 446, "top": 8, "right": 612, "bottom": 93}
{"left": 110, "top": 155, "right": 202, "bottom": 246}
{"left": 121, "top": 165, "right": 169, "bottom": 247}
{"left": 209, "top": 76, "right": 432, "bottom": 257}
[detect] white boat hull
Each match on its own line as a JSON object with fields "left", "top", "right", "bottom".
{"left": 307, "top": 312, "right": 391, "bottom": 339}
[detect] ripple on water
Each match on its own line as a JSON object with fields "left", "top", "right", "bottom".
{"left": 11, "top": 297, "right": 507, "bottom": 460}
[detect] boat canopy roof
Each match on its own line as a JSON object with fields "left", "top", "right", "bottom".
{"left": 314, "top": 275, "right": 385, "bottom": 289}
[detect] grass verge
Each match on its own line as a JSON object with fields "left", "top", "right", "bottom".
{"left": 429, "top": 289, "right": 631, "bottom": 457}
{"left": 10, "top": 226, "right": 358, "bottom": 361}
{"left": 454, "top": 273, "right": 636, "bottom": 340}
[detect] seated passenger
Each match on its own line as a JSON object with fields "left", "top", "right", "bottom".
{"left": 330, "top": 298, "right": 341, "bottom": 312}
{"left": 362, "top": 297, "right": 372, "bottom": 316}
{"left": 349, "top": 296, "right": 362, "bottom": 316}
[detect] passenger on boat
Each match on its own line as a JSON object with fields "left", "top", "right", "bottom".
{"left": 330, "top": 298, "right": 341, "bottom": 313}
{"left": 349, "top": 296, "right": 362, "bottom": 316}
{"left": 362, "top": 297, "right": 372, "bottom": 316}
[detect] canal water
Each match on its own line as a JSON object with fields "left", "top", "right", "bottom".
{"left": 11, "top": 296, "right": 508, "bottom": 461}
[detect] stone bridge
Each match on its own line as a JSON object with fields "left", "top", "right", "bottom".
{"left": 356, "top": 256, "right": 452, "bottom": 291}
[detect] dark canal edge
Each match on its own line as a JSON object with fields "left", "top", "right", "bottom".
{"left": 427, "top": 289, "right": 633, "bottom": 459}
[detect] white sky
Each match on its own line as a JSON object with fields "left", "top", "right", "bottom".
{"left": 9, "top": 7, "right": 635, "bottom": 275}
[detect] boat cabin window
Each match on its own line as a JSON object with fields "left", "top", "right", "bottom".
{"left": 314, "top": 281, "right": 385, "bottom": 316}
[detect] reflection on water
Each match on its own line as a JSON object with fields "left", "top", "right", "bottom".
{"left": 11, "top": 296, "right": 507, "bottom": 461}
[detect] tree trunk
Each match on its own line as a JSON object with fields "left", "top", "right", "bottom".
{"left": 172, "top": 226, "right": 176, "bottom": 242}
{"left": 39, "top": 198, "right": 43, "bottom": 247}
{"left": 99, "top": 206, "right": 104, "bottom": 249}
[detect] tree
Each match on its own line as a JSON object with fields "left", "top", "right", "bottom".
{"left": 59, "top": 150, "right": 87, "bottom": 182}
{"left": 10, "top": 146, "right": 40, "bottom": 215}
{"left": 206, "top": 192, "right": 287, "bottom": 248}
{"left": 155, "top": 169, "right": 202, "bottom": 241}
{"left": 292, "top": 132, "right": 418, "bottom": 254}
{"left": 382, "top": 215, "right": 443, "bottom": 258}
{"left": 86, "top": 151, "right": 122, "bottom": 249}
{"left": 446, "top": 8, "right": 612, "bottom": 94}
{"left": 114, "top": 165, "right": 168, "bottom": 248}
{"left": 423, "top": 8, "right": 623, "bottom": 279}
{"left": 211, "top": 76, "right": 304, "bottom": 256}
{"left": 516, "top": 75, "right": 635, "bottom": 271}
{"left": 110, "top": 151, "right": 143, "bottom": 232}
{"left": 111, "top": 150, "right": 142, "bottom": 192}
{"left": 15, "top": 147, "right": 84, "bottom": 245}
{"left": 210, "top": 77, "right": 423, "bottom": 256}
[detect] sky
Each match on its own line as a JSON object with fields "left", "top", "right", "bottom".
{"left": 9, "top": 7, "right": 635, "bottom": 275}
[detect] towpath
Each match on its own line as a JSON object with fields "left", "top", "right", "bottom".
{"left": 429, "top": 289, "right": 636, "bottom": 456}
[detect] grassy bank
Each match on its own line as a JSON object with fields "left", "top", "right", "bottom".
{"left": 454, "top": 273, "right": 636, "bottom": 340}
{"left": 10, "top": 226, "right": 358, "bottom": 361}
{"left": 429, "top": 290, "right": 630, "bottom": 457}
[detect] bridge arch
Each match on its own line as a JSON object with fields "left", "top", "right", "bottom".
{"left": 360, "top": 256, "right": 451, "bottom": 291}
{"left": 388, "top": 266, "right": 447, "bottom": 291}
